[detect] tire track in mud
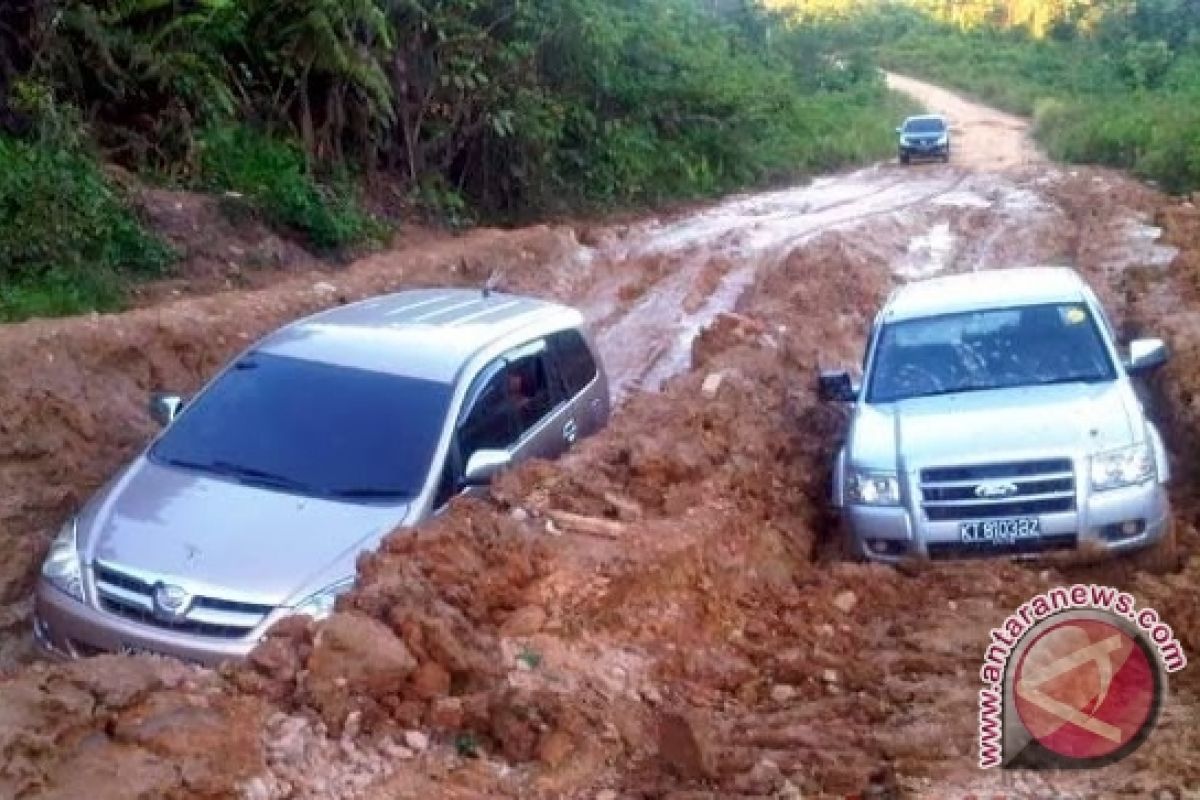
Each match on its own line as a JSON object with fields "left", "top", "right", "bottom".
{"left": 586, "top": 170, "right": 972, "bottom": 401}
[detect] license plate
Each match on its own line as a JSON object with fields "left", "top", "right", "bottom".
{"left": 959, "top": 517, "right": 1041, "bottom": 545}
{"left": 119, "top": 642, "right": 164, "bottom": 658}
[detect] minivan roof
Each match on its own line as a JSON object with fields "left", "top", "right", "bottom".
{"left": 883, "top": 267, "right": 1088, "bottom": 323}
{"left": 257, "top": 288, "right": 581, "bottom": 382}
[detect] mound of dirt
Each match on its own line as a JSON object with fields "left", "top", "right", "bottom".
{"left": 0, "top": 656, "right": 264, "bottom": 799}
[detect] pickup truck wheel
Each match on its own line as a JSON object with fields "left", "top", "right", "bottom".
{"left": 899, "top": 153, "right": 910, "bottom": 165}
{"left": 1131, "top": 518, "right": 1179, "bottom": 574}
{"left": 835, "top": 517, "right": 866, "bottom": 562}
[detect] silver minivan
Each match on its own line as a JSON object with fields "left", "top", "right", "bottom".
{"left": 35, "top": 288, "right": 610, "bottom": 664}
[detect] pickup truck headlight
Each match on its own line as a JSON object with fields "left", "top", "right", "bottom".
{"left": 291, "top": 577, "right": 355, "bottom": 620}
{"left": 42, "top": 518, "right": 84, "bottom": 601}
{"left": 1090, "top": 444, "right": 1155, "bottom": 492}
{"left": 847, "top": 468, "right": 902, "bottom": 506}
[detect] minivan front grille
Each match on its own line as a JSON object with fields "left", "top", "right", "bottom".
{"left": 93, "top": 564, "right": 272, "bottom": 639}
{"left": 920, "top": 458, "right": 1077, "bottom": 522}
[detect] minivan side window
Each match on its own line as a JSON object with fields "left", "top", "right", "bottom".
{"left": 458, "top": 362, "right": 516, "bottom": 457}
{"left": 506, "top": 349, "right": 555, "bottom": 434}
{"left": 549, "top": 330, "right": 598, "bottom": 397}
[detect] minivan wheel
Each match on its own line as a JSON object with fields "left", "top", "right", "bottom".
{"left": 899, "top": 152, "right": 910, "bottom": 165}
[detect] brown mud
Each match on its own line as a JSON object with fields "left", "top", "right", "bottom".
{"left": 1, "top": 77, "right": 1199, "bottom": 798}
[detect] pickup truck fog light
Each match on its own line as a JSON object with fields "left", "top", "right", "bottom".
{"left": 1090, "top": 444, "right": 1154, "bottom": 492}
{"left": 867, "top": 539, "right": 906, "bottom": 557}
{"left": 1100, "top": 520, "right": 1146, "bottom": 541}
{"left": 41, "top": 518, "right": 84, "bottom": 602}
{"left": 847, "top": 469, "right": 902, "bottom": 506}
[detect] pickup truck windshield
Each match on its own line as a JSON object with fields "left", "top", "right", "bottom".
{"left": 868, "top": 302, "right": 1116, "bottom": 403}
{"left": 151, "top": 352, "right": 452, "bottom": 502}
{"left": 904, "top": 118, "right": 945, "bottom": 134}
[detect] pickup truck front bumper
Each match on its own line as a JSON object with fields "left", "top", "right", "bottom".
{"left": 845, "top": 479, "right": 1170, "bottom": 562}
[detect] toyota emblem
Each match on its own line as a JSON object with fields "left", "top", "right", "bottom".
{"left": 152, "top": 583, "right": 191, "bottom": 621}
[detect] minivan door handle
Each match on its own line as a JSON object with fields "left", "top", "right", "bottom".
{"left": 563, "top": 418, "right": 579, "bottom": 444}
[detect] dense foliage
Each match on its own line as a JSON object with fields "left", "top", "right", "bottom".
{"left": 875, "top": 0, "right": 1200, "bottom": 192}
{"left": 0, "top": 0, "right": 910, "bottom": 320}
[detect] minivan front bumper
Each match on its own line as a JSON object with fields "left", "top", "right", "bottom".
{"left": 845, "top": 479, "right": 1170, "bottom": 562}
{"left": 34, "top": 579, "right": 268, "bottom": 666}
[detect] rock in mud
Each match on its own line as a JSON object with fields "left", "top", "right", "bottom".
{"left": 410, "top": 661, "right": 452, "bottom": 700}
{"left": 657, "top": 712, "right": 718, "bottom": 780}
{"left": 500, "top": 605, "right": 547, "bottom": 637}
{"left": 832, "top": 590, "right": 858, "bottom": 614}
{"left": 304, "top": 612, "right": 417, "bottom": 726}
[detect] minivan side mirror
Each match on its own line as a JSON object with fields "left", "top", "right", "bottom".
{"left": 1126, "top": 338, "right": 1169, "bottom": 376}
{"left": 462, "top": 449, "right": 512, "bottom": 487}
{"left": 149, "top": 393, "right": 185, "bottom": 426}
{"left": 818, "top": 370, "right": 859, "bottom": 402}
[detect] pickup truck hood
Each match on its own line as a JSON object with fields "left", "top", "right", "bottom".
{"left": 848, "top": 381, "right": 1143, "bottom": 472}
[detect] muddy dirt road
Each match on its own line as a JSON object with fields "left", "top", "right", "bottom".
{"left": 886, "top": 72, "right": 1044, "bottom": 171}
{"left": 2, "top": 77, "right": 1199, "bottom": 799}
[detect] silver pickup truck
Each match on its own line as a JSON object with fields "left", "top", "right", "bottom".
{"left": 819, "top": 267, "right": 1172, "bottom": 562}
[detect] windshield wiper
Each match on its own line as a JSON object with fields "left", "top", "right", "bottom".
{"left": 163, "top": 457, "right": 316, "bottom": 493}
{"left": 327, "top": 487, "right": 410, "bottom": 501}
{"left": 1033, "top": 375, "right": 1111, "bottom": 387}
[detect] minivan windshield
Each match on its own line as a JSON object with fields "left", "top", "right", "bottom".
{"left": 868, "top": 303, "right": 1116, "bottom": 403}
{"left": 904, "top": 117, "right": 946, "bottom": 134}
{"left": 151, "top": 352, "right": 452, "bottom": 503}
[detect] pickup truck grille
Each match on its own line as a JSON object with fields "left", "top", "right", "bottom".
{"left": 920, "top": 458, "right": 1076, "bottom": 521}
{"left": 94, "top": 563, "right": 272, "bottom": 639}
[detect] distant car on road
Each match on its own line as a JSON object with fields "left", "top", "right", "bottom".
{"left": 897, "top": 114, "right": 951, "bottom": 164}
{"left": 819, "top": 267, "right": 1172, "bottom": 563}
{"left": 35, "top": 288, "right": 610, "bottom": 665}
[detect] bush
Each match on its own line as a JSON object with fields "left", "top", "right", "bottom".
{"left": 197, "top": 125, "right": 382, "bottom": 251}
{"left": 0, "top": 135, "right": 172, "bottom": 321}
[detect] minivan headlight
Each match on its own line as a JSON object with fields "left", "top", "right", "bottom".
{"left": 1090, "top": 444, "right": 1155, "bottom": 492}
{"left": 847, "top": 468, "right": 902, "bottom": 506}
{"left": 42, "top": 518, "right": 83, "bottom": 601}
{"left": 291, "top": 578, "right": 355, "bottom": 620}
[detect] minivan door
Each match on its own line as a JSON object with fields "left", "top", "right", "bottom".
{"left": 503, "top": 339, "right": 575, "bottom": 462}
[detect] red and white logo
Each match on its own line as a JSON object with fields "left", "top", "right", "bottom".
{"left": 977, "top": 584, "right": 1186, "bottom": 769}
{"left": 1013, "top": 618, "right": 1157, "bottom": 762}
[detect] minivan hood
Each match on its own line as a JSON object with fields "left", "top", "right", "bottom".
{"left": 80, "top": 457, "right": 408, "bottom": 607}
{"left": 849, "top": 381, "right": 1142, "bottom": 472}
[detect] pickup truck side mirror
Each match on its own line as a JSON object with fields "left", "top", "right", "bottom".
{"left": 149, "top": 393, "right": 185, "bottom": 426}
{"left": 818, "top": 370, "right": 859, "bottom": 402}
{"left": 1126, "top": 338, "right": 1169, "bottom": 376}
{"left": 461, "top": 449, "right": 512, "bottom": 487}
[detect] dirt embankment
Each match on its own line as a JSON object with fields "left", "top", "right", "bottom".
{"left": 2, "top": 76, "right": 1200, "bottom": 798}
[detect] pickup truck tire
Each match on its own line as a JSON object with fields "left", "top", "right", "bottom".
{"left": 1130, "top": 518, "right": 1179, "bottom": 575}
{"left": 899, "top": 152, "right": 910, "bottom": 165}
{"left": 832, "top": 517, "right": 866, "bottom": 562}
